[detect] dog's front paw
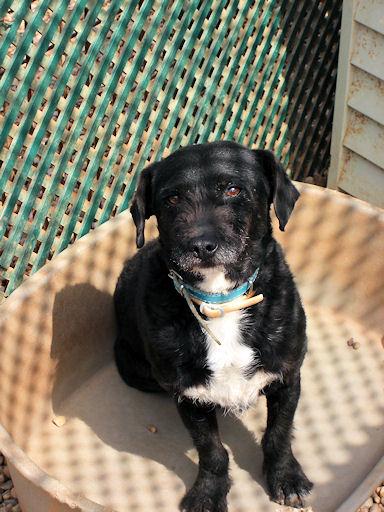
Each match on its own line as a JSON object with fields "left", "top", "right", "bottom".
{"left": 264, "top": 456, "right": 313, "bottom": 508}
{"left": 180, "top": 475, "right": 229, "bottom": 512}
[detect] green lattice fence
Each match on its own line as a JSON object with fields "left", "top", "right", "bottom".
{"left": 0, "top": 0, "right": 342, "bottom": 296}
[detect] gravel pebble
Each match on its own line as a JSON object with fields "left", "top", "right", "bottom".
{"left": 0, "top": 482, "right": 12, "bottom": 492}
{"left": 357, "top": 483, "right": 384, "bottom": 512}
{"left": 0, "top": 454, "right": 20, "bottom": 512}
{"left": 52, "top": 415, "right": 66, "bottom": 427}
{"left": 347, "top": 337, "right": 362, "bottom": 350}
{"left": 3, "top": 500, "right": 17, "bottom": 508}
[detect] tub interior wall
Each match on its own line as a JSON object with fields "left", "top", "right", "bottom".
{"left": 273, "top": 189, "right": 384, "bottom": 333}
{"left": 0, "top": 220, "right": 136, "bottom": 444}
{"left": 0, "top": 185, "right": 383, "bottom": 512}
{"left": 1, "top": 185, "right": 383, "bottom": 442}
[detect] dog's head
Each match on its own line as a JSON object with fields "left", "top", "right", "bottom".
{"left": 131, "top": 141, "right": 299, "bottom": 282}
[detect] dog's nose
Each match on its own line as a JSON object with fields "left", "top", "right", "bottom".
{"left": 191, "top": 237, "right": 218, "bottom": 259}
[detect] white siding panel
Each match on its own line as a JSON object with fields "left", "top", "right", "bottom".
{"left": 338, "top": 150, "right": 384, "bottom": 208}
{"left": 351, "top": 23, "right": 384, "bottom": 81}
{"left": 344, "top": 109, "right": 384, "bottom": 169}
{"left": 348, "top": 66, "right": 384, "bottom": 126}
{"left": 355, "top": 0, "right": 384, "bottom": 36}
{"left": 329, "top": 0, "right": 384, "bottom": 207}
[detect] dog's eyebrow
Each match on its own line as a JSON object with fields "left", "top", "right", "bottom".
{"left": 160, "top": 169, "right": 250, "bottom": 190}
{"left": 157, "top": 172, "right": 201, "bottom": 194}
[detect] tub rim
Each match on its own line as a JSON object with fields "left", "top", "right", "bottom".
{"left": 0, "top": 424, "right": 105, "bottom": 511}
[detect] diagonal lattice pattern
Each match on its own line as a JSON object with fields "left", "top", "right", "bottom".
{"left": 0, "top": 0, "right": 342, "bottom": 295}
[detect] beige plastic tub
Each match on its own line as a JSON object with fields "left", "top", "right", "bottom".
{"left": 0, "top": 183, "right": 383, "bottom": 512}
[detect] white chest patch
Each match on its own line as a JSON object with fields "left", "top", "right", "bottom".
{"left": 183, "top": 268, "right": 279, "bottom": 413}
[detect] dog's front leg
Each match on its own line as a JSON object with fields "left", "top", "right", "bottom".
{"left": 262, "top": 373, "right": 313, "bottom": 508}
{"left": 176, "top": 399, "right": 230, "bottom": 512}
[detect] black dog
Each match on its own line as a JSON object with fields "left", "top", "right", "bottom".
{"left": 114, "top": 141, "right": 313, "bottom": 511}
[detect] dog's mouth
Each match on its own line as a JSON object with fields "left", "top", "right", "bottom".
{"left": 170, "top": 245, "right": 238, "bottom": 269}
{"left": 166, "top": 244, "right": 242, "bottom": 290}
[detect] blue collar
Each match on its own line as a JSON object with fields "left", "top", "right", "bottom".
{"left": 168, "top": 268, "right": 259, "bottom": 304}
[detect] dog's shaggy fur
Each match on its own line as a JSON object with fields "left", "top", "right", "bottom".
{"left": 114, "top": 141, "right": 313, "bottom": 511}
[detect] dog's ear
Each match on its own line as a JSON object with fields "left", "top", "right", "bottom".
{"left": 130, "top": 165, "right": 154, "bottom": 248}
{"left": 254, "top": 149, "right": 300, "bottom": 231}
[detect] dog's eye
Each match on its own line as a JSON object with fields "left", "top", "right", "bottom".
{"left": 225, "top": 186, "right": 241, "bottom": 197}
{"left": 166, "top": 195, "right": 179, "bottom": 205}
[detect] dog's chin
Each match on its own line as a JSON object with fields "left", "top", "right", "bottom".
{"left": 193, "top": 266, "right": 236, "bottom": 293}
{"left": 169, "top": 263, "right": 234, "bottom": 294}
